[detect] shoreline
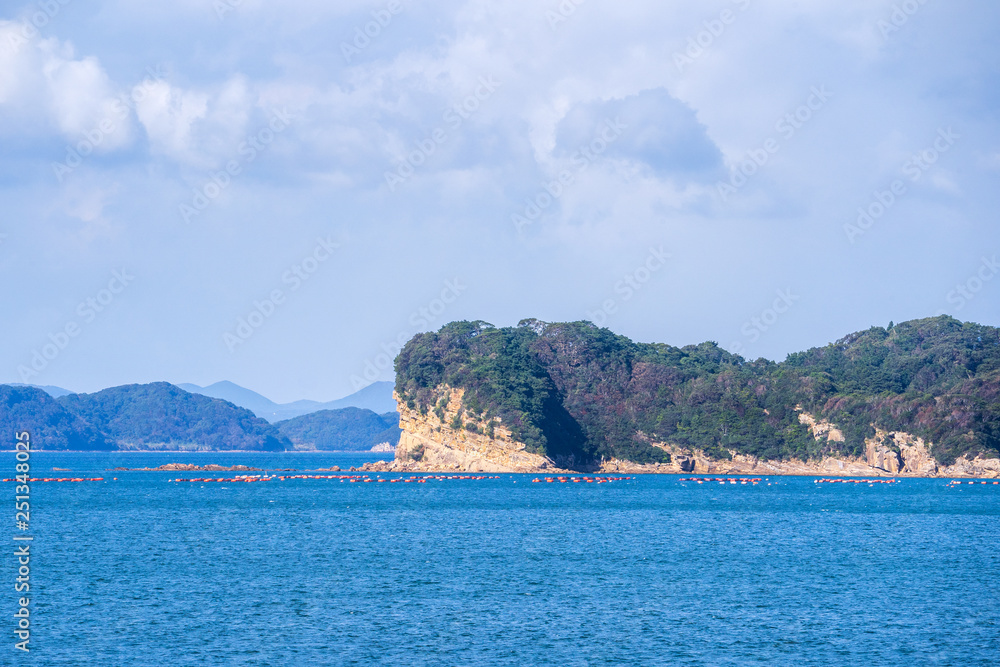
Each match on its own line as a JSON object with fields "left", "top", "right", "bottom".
{"left": 1, "top": 450, "right": 393, "bottom": 454}
{"left": 11, "top": 451, "right": 998, "bottom": 479}
{"left": 350, "top": 461, "right": 1000, "bottom": 480}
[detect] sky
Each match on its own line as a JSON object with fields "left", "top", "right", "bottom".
{"left": 2, "top": 0, "right": 999, "bottom": 403}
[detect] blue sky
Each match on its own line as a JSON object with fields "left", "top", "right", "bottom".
{"left": 2, "top": 0, "right": 999, "bottom": 402}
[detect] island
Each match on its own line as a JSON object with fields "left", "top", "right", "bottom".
{"left": 380, "top": 316, "right": 1000, "bottom": 477}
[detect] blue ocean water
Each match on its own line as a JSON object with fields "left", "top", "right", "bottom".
{"left": 4, "top": 452, "right": 999, "bottom": 665}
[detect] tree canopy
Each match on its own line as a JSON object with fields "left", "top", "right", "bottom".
{"left": 395, "top": 316, "right": 1000, "bottom": 466}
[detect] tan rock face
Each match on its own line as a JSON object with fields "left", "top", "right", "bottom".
{"left": 608, "top": 443, "right": 900, "bottom": 477}
{"left": 594, "top": 424, "right": 999, "bottom": 477}
{"left": 864, "top": 429, "right": 938, "bottom": 476}
{"left": 865, "top": 441, "right": 903, "bottom": 474}
{"left": 391, "top": 394, "right": 1000, "bottom": 477}
{"left": 942, "top": 455, "right": 1000, "bottom": 478}
{"left": 797, "top": 410, "right": 846, "bottom": 442}
{"left": 393, "top": 388, "right": 557, "bottom": 473}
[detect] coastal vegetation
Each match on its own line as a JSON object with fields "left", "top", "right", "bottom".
{"left": 394, "top": 316, "right": 1000, "bottom": 466}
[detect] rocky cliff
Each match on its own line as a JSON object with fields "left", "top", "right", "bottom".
{"left": 394, "top": 389, "right": 560, "bottom": 472}
{"left": 395, "top": 317, "right": 1000, "bottom": 470}
{"left": 600, "top": 413, "right": 1000, "bottom": 477}
{"left": 390, "top": 398, "right": 1000, "bottom": 477}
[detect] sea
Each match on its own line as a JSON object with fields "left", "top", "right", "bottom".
{"left": 4, "top": 451, "right": 999, "bottom": 665}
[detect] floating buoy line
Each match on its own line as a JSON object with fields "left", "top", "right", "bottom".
{"left": 1, "top": 477, "right": 103, "bottom": 483}
{"left": 530, "top": 476, "right": 633, "bottom": 484}
{"left": 814, "top": 478, "right": 898, "bottom": 484}
{"left": 680, "top": 477, "right": 763, "bottom": 485}
{"left": 8, "top": 473, "right": 993, "bottom": 486}
{"left": 947, "top": 479, "right": 999, "bottom": 486}
{"left": 167, "top": 474, "right": 505, "bottom": 483}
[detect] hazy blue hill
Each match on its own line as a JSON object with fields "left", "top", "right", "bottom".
{"left": 275, "top": 408, "right": 400, "bottom": 451}
{"left": 8, "top": 383, "right": 76, "bottom": 398}
{"left": 320, "top": 381, "right": 397, "bottom": 414}
{"left": 3, "top": 380, "right": 397, "bottom": 452}
{"left": 395, "top": 316, "right": 1000, "bottom": 466}
{"left": 177, "top": 381, "right": 278, "bottom": 416}
{"left": 266, "top": 381, "right": 397, "bottom": 420}
{"left": 180, "top": 380, "right": 397, "bottom": 421}
{"left": 57, "top": 382, "right": 290, "bottom": 451}
{"left": 0, "top": 385, "right": 112, "bottom": 450}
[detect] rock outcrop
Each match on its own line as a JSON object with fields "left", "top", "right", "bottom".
{"left": 390, "top": 396, "right": 1000, "bottom": 477}
{"left": 394, "top": 389, "right": 561, "bottom": 472}
{"left": 862, "top": 428, "right": 935, "bottom": 475}
{"left": 797, "top": 410, "right": 846, "bottom": 443}
{"left": 941, "top": 454, "right": 1000, "bottom": 478}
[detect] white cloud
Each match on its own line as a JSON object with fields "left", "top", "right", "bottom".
{"left": 1, "top": 0, "right": 999, "bottom": 400}
{"left": 0, "top": 23, "right": 132, "bottom": 151}
{"left": 64, "top": 181, "right": 120, "bottom": 224}
{"left": 134, "top": 80, "right": 208, "bottom": 162}
{"left": 135, "top": 76, "right": 253, "bottom": 168}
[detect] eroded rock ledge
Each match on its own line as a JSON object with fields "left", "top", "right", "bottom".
{"left": 393, "top": 389, "right": 566, "bottom": 472}
{"left": 390, "top": 392, "right": 1000, "bottom": 477}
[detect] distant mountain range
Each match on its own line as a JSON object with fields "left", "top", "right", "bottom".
{"left": 7, "top": 383, "right": 76, "bottom": 398}
{"left": 0, "top": 382, "right": 401, "bottom": 451}
{"left": 14, "top": 380, "right": 397, "bottom": 423}
{"left": 170, "top": 380, "right": 396, "bottom": 422}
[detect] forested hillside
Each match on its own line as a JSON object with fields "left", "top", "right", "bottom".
{"left": 1, "top": 382, "right": 291, "bottom": 450}
{"left": 276, "top": 408, "right": 400, "bottom": 450}
{"left": 0, "top": 385, "right": 113, "bottom": 450}
{"left": 395, "top": 316, "right": 1000, "bottom": 465}
{"left": 57, "top": 382, "right": 290, "bottom": 451}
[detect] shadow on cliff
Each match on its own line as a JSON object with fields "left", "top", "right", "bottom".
{"left": 537, "top": 389, "right": 594, "bottom": 471}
